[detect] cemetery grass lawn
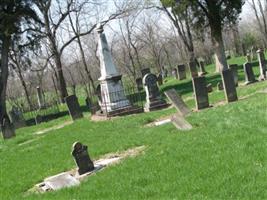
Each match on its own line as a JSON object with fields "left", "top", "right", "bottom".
{"left": 0, "top": 56, "right": 267, "bottom": 199}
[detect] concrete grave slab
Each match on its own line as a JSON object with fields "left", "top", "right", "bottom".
{"left": 171, "top": 114, "right": 192, "bottom": 130}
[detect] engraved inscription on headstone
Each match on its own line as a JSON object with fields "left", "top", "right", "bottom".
{"left": 164, "top": 89, "right": 190, "bottom": 116}
{"left": 65, "top": 95, "right": 83, "bottom": 120}
{"left": 243, "top": 62, "right": 257, "bottom": 85}
{"left": 192, "top": 76, "right": 209, "bottom": 110}
{"left": 221, "top": 69, "right": 238, "bottom": 102}
{"left": 72, "top": 142, "right": 94, "bottom": 175}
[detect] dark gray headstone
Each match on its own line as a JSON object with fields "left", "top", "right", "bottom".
{"left": 243, "top": 62, "right": 257, "bottom": 85}
{"left": 65, "top": 95, "right": 83, "bottom": 120}
{"left": 192, "top": 76, "right": 209, "bottom": 110}
{"left": 9, "top": 107, "right": 25, "bottom": 128}
{"left": 199, "top": 61, "right": 207, "bottom": 76}
{"left": 141, "top": 68, "right": 151, "bottom": 78}
{"left": 1, "top": 117, "right": 15, "bottom": 139}
{"left": 164, "top": 89, "right": 190, "bottom": 116}
{"left": 228, "top": 64, "right": 239, "bottom": 86}
{"left": 221, "top": 69, "right": 238, "bottom": 102}
{"left": 72, "top": 142, "right": 94, "bottom": 175}
{"left": 257, "top": 48, "right": 266, "bottom": 80}
{"left": 189, "top": 62, "right": 198, "bottom": 78}
{"left": 143, "top": 73, "right": 167, "bottom": 112}
{"left": 177, "top": 64, "right": 186, "bottom": 80}
{"left": 135, "top": 78, "right": 143, "bottom": 91}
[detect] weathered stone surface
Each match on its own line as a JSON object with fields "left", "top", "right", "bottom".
{"left": 171, "top": 114, "right": 192, "bottom": 130}
{"left": 177, "top": 64, "right": 186, "bottom": 80}
{"left": 198, "top": 61, "right": 207, "bottom": 76}
{"left": 135, "top": 78, "right": 143, "bottom": 91}
{"left": 221, "top": 69, "right": 238, "bottom": 103}
{"left": 229, "top": 64, "right": 239, "bottom": 86}
{"left": 72, "top": 142, "right": 94, "bottom": 175}
{"left": 1, "top": 116, "right": 15, "bottom": 139}
{"left": 257, "top": 48, "right": 267, "bottom": 80}
{"left": 65, "top": 95, "right": 83, "bottom": 120}
{"left": 217, "top": 81, "right": 224, "bottom": 91}
{"left": 43, "top": 172, "right": 80, "bottom": 191}
{"left": 192, "top": 76, "right": 209, "bottom": 110}
{"left": 143, "top": 73, "right": 167, "bottom": 112}
{"left": 164, "top": 89, "right": 190, "bottom": 116}
{"left": 243, "top": 62, "right": 257, "bottom": 85}
{"left": 141, "top": 68, "right": 151, "bottom": 78}
{"left": 189, "top": 61, "right": 198, "bottom": 78}
{"left": 206, "top": 83, "right": 213, "bottom": 93}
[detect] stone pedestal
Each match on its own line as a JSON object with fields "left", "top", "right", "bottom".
{"left": 257, "top": 48, "right": 266, "bottom": 81}
{"left": 192, "top": 76, "right": 209, "bottom": 110}
{"left": 243, "top": 62, "right": 257, "bottom": 85}
{"left": 189, "top": 61, "right": 198, "bottom": 78}
{"left": 228, "top": 64, "right": 239, "bottom": 86}
{"left": 97, "top": 24, "right": 131, "bottom": 114}
{"left": 221, "top": 69, "right": 238, "bottom": 103}
{"left": 177, "top": 64, "right": 186, "bottom": 80}
{"left": 143, "top": 73, "right": 167, "bottom": 112}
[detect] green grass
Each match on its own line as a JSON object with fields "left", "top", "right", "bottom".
{"left": 1, "top": 56, "right": 267, "bottom": 199}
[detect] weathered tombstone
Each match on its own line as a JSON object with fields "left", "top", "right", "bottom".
{"left": 36, "top": 86, "right": 45, "bottom": 109}
{"left": 243, "top": 62, "right": 257, "bottom": 85}
{"left": 164, "top": 89, "right": 190, "bottom": 116}
{"left": 217, "top": 81, "right": 224, "bottom": 91}
{"left": 35, "top": 115, "right": 43, "bottom": 125}
{"left": 1, "top": 116, "right": 15, "bottom": 139}
{"left": 172, "top": 68, "right": 178, "bottom": 79}
{"left": 257, "top": 48, "right": 267, "bottom": 80}
{"left": 188, "top": 61, "right": 198, "bottom": 78}
{"left": 143, "top": 73, "right": 167, "bottom": 112}
{"left": 192, "top": 76, "right": 209, "bottom": 110}
{"left": 141, "top": 68, "right": 151, "bottom": 78}
{"left": 65, "top": 95, "right": 83, "bottom": 120}
{"left": 72, "top": 142, "right": 94, "bottom": 175}
{"left": 171, "top": 114, "right": 192, "bottom": 130}
{"left": 157, "top": 73, "right": 163, "bottom": 86}
{"left": 228, "top": 64, "right": 239, "bottom": 86}
{"left": 221, "top": 69, "right": 238, "bottom": 102}
{"left": 206, "top": 83, "right": 213, "bottom": 93}
{"left": 135, "top": 78, "right": 143, "bottom": 91}
{"left": 9, "top": 107, "right": 25, "bottom": 128}
{"left": 198, "top": 61, "right": 207, "bottom": 76}
{"left": 177, "top": 64, "right": 186, "bottom": 80}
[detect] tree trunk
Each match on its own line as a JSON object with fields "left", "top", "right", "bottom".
{"left": 0, "top": 35, "right": 11, "bottom": 126}
{"left": 54, "top": 52, "right": 68, "bottom": 103}
{"left": 210, "top": 23, "right": 228, "bottom": 72}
